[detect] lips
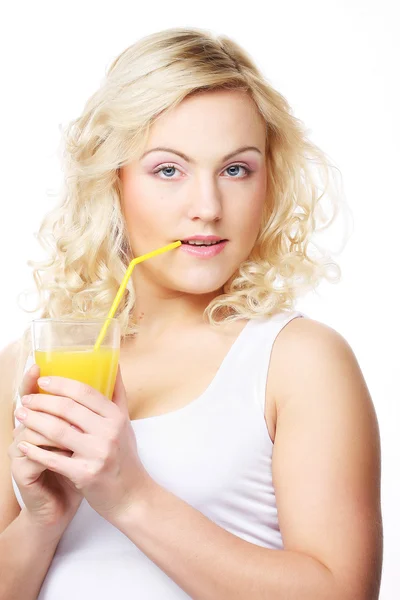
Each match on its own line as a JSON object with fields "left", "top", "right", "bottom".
{"left": 180, "top": 235, "right": 225, "bottom": 245}
{"left": 179, "top": 239, "right": 228, "bottom": 258}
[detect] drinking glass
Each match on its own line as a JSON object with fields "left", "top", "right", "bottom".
{"left": 31, "top": 318, "right": 120, "bottom": 399}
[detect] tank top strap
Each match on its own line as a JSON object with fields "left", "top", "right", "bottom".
{"left": 222, "top": 310, "right": 306, "bottom": 416}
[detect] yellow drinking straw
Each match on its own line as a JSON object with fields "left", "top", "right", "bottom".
{"left": 94, "top": 240, "right": 181, "bottom": 350}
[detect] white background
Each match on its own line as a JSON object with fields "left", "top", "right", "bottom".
{"left": 1, "top": 1, "right": 398, "bottom": 597}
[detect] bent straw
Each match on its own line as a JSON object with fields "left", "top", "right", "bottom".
{"left": 94, "top": 240, "right": 181, "bottom": 350}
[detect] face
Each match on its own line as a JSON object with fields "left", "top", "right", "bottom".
{"left": 119, "top": 89, "right": 267, "bottom": 298}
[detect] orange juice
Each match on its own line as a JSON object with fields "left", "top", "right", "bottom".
{"left": 35, "top": 346, "right": 120, "bottom": 399}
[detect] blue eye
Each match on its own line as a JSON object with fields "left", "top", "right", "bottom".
{"left": 153, "top": 164, "right": 179, "bottom": 178}
{"left": 153, "top": 163, "right": 251, "bottom": 180}
{"left": 224, "top": 164, "right": 251, "bottom": 178}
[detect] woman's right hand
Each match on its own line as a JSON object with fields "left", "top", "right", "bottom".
{"left": 8, "top": 364, "right": 83, "bottom": 535}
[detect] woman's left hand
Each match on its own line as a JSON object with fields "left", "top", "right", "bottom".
{"left": 15, "top": 366, "right": 150, "bottom": 523}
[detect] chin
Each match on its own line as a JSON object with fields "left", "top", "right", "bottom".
{"left": 171, "top": 271, "right": 231, "bottom": 296}
{"left": 142, "top": 262, "right": 238, "bottom": 296}
{"left": 182, "top": 283, "right": 225, "bottom": 296}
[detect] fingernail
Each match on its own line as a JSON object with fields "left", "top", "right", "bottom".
{"left": 15, "top": 408, "right": 27, "bottom": 420}
{"left": 18, "top": 443, "right": 29, "bottom": 454}
{"left": 38, "top": 377, "right": 51, "bottom": 388}
{"left": 21, "top": 395, "right": 31, "bottom": 404}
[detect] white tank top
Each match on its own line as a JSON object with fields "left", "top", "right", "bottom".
{"left": 12, "top": 310, "right": 304, "bottom": 599}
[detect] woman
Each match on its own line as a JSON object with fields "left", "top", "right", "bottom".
{"left": 0, "top": 27, "right": 382, "bottom": 599}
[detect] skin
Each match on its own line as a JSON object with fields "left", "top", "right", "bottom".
{"left": 2, "top": 88, "right": 382, "bottom": 599}
{"left": 119, "top": 88, "right": 268, "bottom": 333}
{"left": 116, "top": 89, "right": 273, "bottom": 428}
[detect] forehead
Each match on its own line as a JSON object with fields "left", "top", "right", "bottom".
{"left": 145, "top": 90, "right": 267, "bottom": 154}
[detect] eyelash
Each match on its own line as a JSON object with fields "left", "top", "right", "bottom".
{"left": 152, "top": 163, "right": 252, "bottom": 179}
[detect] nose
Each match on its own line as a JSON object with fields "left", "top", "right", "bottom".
{"left": 187, "top": 175, "right": 223, "bottom": 223}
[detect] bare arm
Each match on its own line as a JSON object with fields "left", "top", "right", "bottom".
{"left": 0, "top": 342, "right": 63, "bottom": 599}
{"left": 0, "top": 509, "right": 63, "bottom": 600}
{"left": 108, "top": 319, "right": 382, "bottom": 599}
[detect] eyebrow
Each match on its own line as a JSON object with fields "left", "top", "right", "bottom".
{"left": 140, "top": 146, "right": 263, "bottom": 162}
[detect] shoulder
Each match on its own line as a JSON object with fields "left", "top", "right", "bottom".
{"left": 0, "top": 340, "right": 24, "bottom": 532}
{"left": 269, "top": 316, "right": 360, "bottom": 413}
{"left": 0, "top": 339, "right": 20, "bottom": 364}
{"left": 0, "top": 339, "right": 23, "bottom": 418}
{"left": 277, "top": 313, "right": 348, "bottom": 352}
{"left": 0, "top": 340, "right": 21, "bottom": 393}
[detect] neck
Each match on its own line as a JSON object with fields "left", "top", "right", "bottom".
{"left": 131, "top": 274, "right": 223, "bottom": 336}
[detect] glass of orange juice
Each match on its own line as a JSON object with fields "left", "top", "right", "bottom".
{"left": 31, "top": 318, "right": 120, "bottom": 399}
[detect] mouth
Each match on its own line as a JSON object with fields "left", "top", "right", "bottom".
{"left": 178, "top": 236, "right": 228, "bottom": 259}
{"left": 180, "top": 236, "right": 228, "bottom": 247}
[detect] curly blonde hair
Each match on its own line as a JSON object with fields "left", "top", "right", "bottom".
{"left": 12, "top": 27, "right": 350, "bottom": 404}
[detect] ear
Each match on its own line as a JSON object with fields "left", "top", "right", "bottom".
{"left": 111, "top": 365, "right": 129, "bottom": 416}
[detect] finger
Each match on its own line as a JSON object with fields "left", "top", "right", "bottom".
{"left": 37, "top": 376, "right": 115, "bottom": 419}
{"left": 9, "top": 443, "right": 72, "bottom": 486}
{"left": 14, "top": 425, "right": 69, "bottom": 450}
{"left": 14, "top": 408, "right": 84, "bottom": 454}
{"left": 13, "top": 423, "right": 25, "bottom": 440}
{"left": 19, "top": 364, "right": 40, "bottom": 398}
{"left": 9, "top": 438, "right": 73, "bottom": 461}
{"left": 21, "top": 393, "right": 101, "bottom": 435}
{"left": 16, "top": 442, "right": 76, "bottom": 482}
{"left": 9, "top": 445, "right": 48, "bottom": 482}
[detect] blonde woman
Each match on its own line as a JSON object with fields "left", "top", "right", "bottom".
{"left": 1, "top": 28, "right": 382, "bottom": 600}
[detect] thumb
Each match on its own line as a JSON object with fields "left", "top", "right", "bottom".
{"left": 111, "top": 365, "right": 129, "bottom": 415}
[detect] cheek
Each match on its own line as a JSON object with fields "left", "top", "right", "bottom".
{"left": 120, "top": 176, "right": 171, "bottom": 238}
{"left": 238, "top": 210, "right": 263, "bottom": 251}
{"left": 237, "top": 180, "right": 266, "bottom": 238}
